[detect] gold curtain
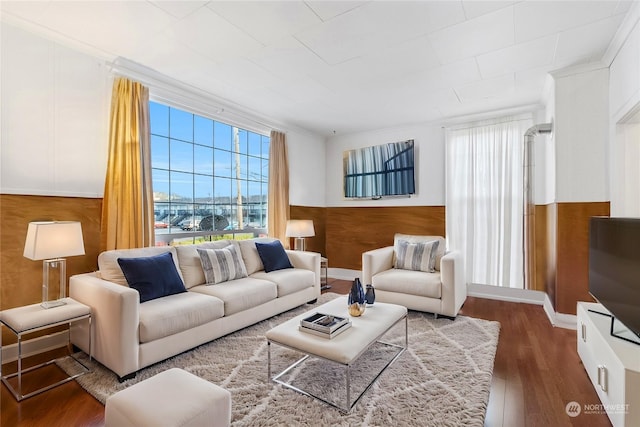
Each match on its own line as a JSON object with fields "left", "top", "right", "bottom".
{"left": 101, "top": 77, "right": 154, "bottom": 251}
{"left": 267, "top": 130, "right": 290, "bottom": 247}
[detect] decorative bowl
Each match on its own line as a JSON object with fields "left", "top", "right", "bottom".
{"left": 348, "top": 302, "right": 366, "bottom": 317}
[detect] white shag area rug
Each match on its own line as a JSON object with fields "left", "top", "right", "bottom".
{"left": 64, "top": 293, "right": 500, "bottom": 426}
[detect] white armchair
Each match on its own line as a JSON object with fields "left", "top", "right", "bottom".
{"left": 362, "top": 235, "right": 466, "bottom": 318}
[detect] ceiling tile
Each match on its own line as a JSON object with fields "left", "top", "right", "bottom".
{"left": 207, "top": 1, "right": 322, "bottom": 45}
{"left": 455, "top": 74, "right": 515, "bottom": 103}
{"left": 149, "top": 1, "right": 207, "bottom": 19}
{"left": 462, "top": 1, "right": 515, "bottom": 20}
{"left": 166, "top": 6, "right": 263, "bottom": 63}
{"left": 250, "top": 37, "right": 326, "bottom": 74}
{"left": 476, "top": 35, "right": 557, "bottom": 79}
{"left": 514, "top": 1, "right": 620, "bottom": 43}
{"left": 296, "top": 1, "right": 464, "bottom": 65}
{"left": 304, "top": 1, "right": 368, "bottom": 21}
{"left": 428, "top": 6, "right": 515, "bottom": 65}
{"left": 6, "top": 1, "right": 176, "bottom": 58}
{"left": 555, "top": 14, "right": 625, "bottom": 61}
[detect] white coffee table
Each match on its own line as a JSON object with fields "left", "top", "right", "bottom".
{"left": 266, "top": 296, "right": 407, "bottom": 412}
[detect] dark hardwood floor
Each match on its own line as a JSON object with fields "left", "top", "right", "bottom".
{"left": 1, "top": 279, "right": 610, "bottom": 427}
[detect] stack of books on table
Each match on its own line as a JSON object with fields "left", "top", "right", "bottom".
{"left": 299, "top": 312, "right": 351, "bottom": 339}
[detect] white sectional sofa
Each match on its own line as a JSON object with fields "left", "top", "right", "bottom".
{"left": 69, "top": 238, "right": 320, "bottom": 380}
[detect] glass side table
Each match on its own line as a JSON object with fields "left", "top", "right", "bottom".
{"left": 0, "top": 297, "right": 92, "bottom": 401}
{"left": 321, "top": 256, "right": 331, "bottom": 290}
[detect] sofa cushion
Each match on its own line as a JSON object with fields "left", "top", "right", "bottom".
{"left": 117, "top": 252, "right": 187, "bottom": 303}
{"left": 99, "top": 247, "right": 183, "bottom": 286}
{"left": 372, "top": 268, "right": 442, "bottom": 299}
{"left": 255, "top": 240, "right": 293, "bottom": 273}
{"left": 251, "top": 268, "right": 314, "bottom": 297}
{"left": 197, "top": 245, "right": 248, "bottom": 284}
{"left": 393, "top": 234, "right": 446, "bottom": 271}
{"left": 394, "top": 239, "right": 439, "bottom": 273}
{"left": 238, "top": 238, "right": 278, "bottom": 275}
{"left": 189, "top": 277, "right": 277, "bottom": 316}
{"left": 175, "top": 240, "right": 231, "bottom": 288}
{"left": 138, "top": 292, "right": 224, "bottom": 343}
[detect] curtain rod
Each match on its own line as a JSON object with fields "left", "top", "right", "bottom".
{"left": 443, "top": 113, "right": 534, "bottom": 132}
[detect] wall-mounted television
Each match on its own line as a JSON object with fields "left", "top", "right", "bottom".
{"left": 589, "top": 216, "right": 640, "bottom": 344}
{"left": 343, "top": 139, "right": 415, "bottom": 199}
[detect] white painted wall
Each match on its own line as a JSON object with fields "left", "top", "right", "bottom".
{"left": 609, "top": 10, "right": 640, "bottom": 217}
{"left": 553, "top": 67, "right": 609, "bottom": 203}
{"left": 533, "top": 106, "right": 555, "bottom": 205}
{"left": 325, "top": 124, "right": 445, "bottom": 207}
{"left": 1, "top": 22, "right": 110, "bottom": 197}
{"left": 288, "top": 129, "right": 326, "bottom": 207}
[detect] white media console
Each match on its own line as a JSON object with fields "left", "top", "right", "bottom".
{"left": 577, "top": 302, "right": 640, "bottom": 427}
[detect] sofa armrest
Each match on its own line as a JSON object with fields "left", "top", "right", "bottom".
{"left": 69, "top": 272, "right": 140, "bottom": 378}
{"left": 362, "top": 246, "right": 395, "bottom": 285}
{"left": 439, "top": 250, "right": 467, "bottom": 317}
{"left": 286, "top": 250, "right": 321, "bottom": 296}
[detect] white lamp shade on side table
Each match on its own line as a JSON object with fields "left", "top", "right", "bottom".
{"left": 285, "top": 220, "right": 315, "bottom": 251}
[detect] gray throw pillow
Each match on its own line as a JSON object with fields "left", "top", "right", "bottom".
{"left": 394, "top": 239, "right": 440, "bottom": 273}
{"left": 197, "top": 245, "right": 248, "bottom": 284}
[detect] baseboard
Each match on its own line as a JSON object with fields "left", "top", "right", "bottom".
{"left": 467, "top": 283, "right": 547, "bottom": 305}
{"left": 543, "top": 294, "right": 578, "bottom": 330}
{"left": 467, "top": 283, "right": 576, "bottom": 330}
{"left": 1, "top": 331, "right": 69, "bottom": 364}
{"left": 328, "top": 268, "right": 360, "bottom": 281}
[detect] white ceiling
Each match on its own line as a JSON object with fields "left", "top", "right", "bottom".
{"left": 1, "top": 1, "right": 634, "bottom": 136}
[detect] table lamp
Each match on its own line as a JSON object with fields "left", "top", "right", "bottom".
{"left": 23, "top": 221, "right": 85, "bottom": 308}
{"left": 285, "top": 220, "right": 315, "bottom": 251}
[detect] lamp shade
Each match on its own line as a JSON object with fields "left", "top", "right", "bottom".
{"left": 285, "top": 220, "right": 315, "bottom": 238}
{"left": 23, "top": 221, "right": 85, "bottom": 260}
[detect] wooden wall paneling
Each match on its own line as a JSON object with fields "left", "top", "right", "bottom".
{"left": 555, "top": 201, "right": 609, "bottom": 314}
{"left": 0, "top": 195, "right": 102, "bottom": 344}
{"left": 544, "top": 203, "right": 557, "bottom": 309}
{"left": 289, "top": 206, "right": 326, "bottom": 256}
{"left": 532, "top": 204, "right": 558, "bottom": 294}
{"left": 325, "top": 206, "right": 445, "bottom": 270}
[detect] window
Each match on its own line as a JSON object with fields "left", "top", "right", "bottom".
{"left": 149, "top": 101, "right": 269, "bottom": 244}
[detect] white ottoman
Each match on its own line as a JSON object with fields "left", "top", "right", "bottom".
{"left": 105, "top": 368, "right": 231, "bottom": 427}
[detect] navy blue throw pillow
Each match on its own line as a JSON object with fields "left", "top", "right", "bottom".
{"left": 255, "top": 240, "right": 293, "bottom": 273}
{"left": 117, "top": 252, "right": 186, "bottom": 303}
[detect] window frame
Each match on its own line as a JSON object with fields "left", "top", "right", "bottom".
{"left": 149, "top": 99, "right": 270, "bottom": 245}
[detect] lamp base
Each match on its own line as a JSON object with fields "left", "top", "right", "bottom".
{"left": 41, "top": 299, "right": 67, "bottom": 309}
{"left": 42, "top": 258, "right": 67, "bottom": 309}
{"left": 294, "top": 237, "right": 306, "bottom": 251}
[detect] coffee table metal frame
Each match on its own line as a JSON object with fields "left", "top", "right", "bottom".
{"left": 267, "top": 314, "right": 407, "bottom": 413}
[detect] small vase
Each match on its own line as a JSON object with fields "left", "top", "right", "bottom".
{"left": 348, "top": 278, "right": 366, "bottom": 316}
{"left": 365, "top": 284, "right": 376, "bottom": 305}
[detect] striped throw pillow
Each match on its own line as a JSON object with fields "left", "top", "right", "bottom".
{"left": 197, "top": 245, "right": 248, "bottom": 285}
{"left": 394, "top": 239, "right": 440, "bottom": 273}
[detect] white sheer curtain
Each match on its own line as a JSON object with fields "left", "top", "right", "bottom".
{"left": 446, "top": 117, "right": 532, "bottom": 288}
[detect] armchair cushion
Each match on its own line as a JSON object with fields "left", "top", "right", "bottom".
{"left": 394, "top": 239, "right": 439, "bottom": 273}
{"left": 117, "top": 252, "right": 187, "bottom": 303}
{"left": 372, "top": 269, "right": 442, "bottom": 299}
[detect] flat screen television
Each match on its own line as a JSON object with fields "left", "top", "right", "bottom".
{"left": 589, "top": 216, "right": 640, "bottom": 344}
{"left": 343, "top": 139, "right": 415, "bottom": 199}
